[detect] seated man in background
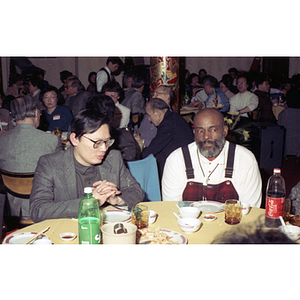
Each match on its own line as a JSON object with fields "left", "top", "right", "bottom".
{"left": 30, "top": 107, "right": 144, "bottom": 223}
{"left": 139, "top": 98, "right": 194, "bottom": 178}
{"left": 191, "top": 75, "right": 229, "bottom": 112}
{"left": 229, "top": 75, "right": 259, "bottom": 117}
{"left": 28, "top": 76, "right": 45, "bottom": 110}
{"left": 137, "top": 85, "right": 174, "bottom": 147}
{"left": 122, "top": 75, "right": 146, "bottom": 127}
{"left": 0, "top": 95, "right": 62, "bottom": 219}
{"left": 253, "top": 73, "right": 277, "bottom": 123}
{"left": 162, "top": 108, "right": 262, "bottom": 207}
{"left": 64, "top": 76, "right": 92, "bottom": 116}
{"left": 101, "top": 80, "right": 130, "bottom": 129}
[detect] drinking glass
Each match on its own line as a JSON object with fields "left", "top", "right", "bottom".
{"left": 53, "top": 127, "right": 62, "bottom": 138}
{"left": 131, "top": 204, "right": 149, "bottom": 229}
{"left": 283, "top": 198, "right": 291, "bottom": 222}
{"left": 225, "top": 199, "right": 242, "bottom": 225}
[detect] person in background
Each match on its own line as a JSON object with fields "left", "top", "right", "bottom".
{"left": 198, "top": 68, "right": 207, "bottom": 86}
{"left": 139, "top": 98, "right": 194, "bottom": 178}
{"left": 285, "top": 74, "right": 300, "bottom": 108}
{"left": 86, "top": 71, "right": 97, "bottom": 95}
{"left": 136, "top": 85, "right": 174, "bottom": 147}
{"left": 229, "top": 75, "right": 259, "bottom": 117}
{"left": 162, "top": 108, "right": 262, "bottom": 207}
{"left": 228, "top": 67, "right": 239, "bottom": 92}
{"left": 0, "top": 95, "right": 62, "bottom": 219}
{"left": 5, "top": 74, "right": 24, "bottom": 97}
{"left": 28, "top": 76, "right": 45, "bottom": 110}
{"left": 122, "top": 75, "right": 146, "bottom": 128}
{"left": 96, "top": 57, "right": 123, "bottom": 93}
{"left": 64, "top": 76, "right": 92, "bottom": 116}
{"left": 58, "top": 70, "right": 73, "bottom": 94}
{"left": 123, "top": 73, "right": 134, "bottom": 91}
{"left": 253, "top": 73, "right": 277, "bottom": 123}
{"left": 191, "top": 75, "right": 229, "bottom": 112}
{"left": 219, "top": 74, "right": 235, "bottom": 99}
{"left": 101, "top": 80, "right": 130, "bottom": 129}
{"left": 30, "top": 106, "right": 144, "bottom": 222}
{"left": 186, "top": 73, "right": 201, "bottom": 98}
{"left": 0, "top": 95, "right": 14, "bottom": 133}
{"left": 39, "top": 85, "right": 73, "bottom": 132}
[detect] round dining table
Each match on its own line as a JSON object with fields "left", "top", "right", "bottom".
{"left": 2, "top": 201, "right": 271, "bottom": 245}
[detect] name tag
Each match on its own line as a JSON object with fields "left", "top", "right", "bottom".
{"left": 53, "top": 115, "right": 61, "bottom": 121}
{"left": 0, "top": 121, "right": 8, "bottom": 126}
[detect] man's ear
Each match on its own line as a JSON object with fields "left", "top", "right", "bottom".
{"left": 69, "top": 132, "right": 78, "bottom": 147}
{"left": 223, "top": 125, "right": 228, "bottom": 137}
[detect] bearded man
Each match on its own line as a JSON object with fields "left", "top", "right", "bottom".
{"left": 161, "top": 108, "right": 262, "bottom": 207}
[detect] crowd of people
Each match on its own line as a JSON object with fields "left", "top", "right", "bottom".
{"left": 0, "top": 57, "right": 299, "bottom": 233}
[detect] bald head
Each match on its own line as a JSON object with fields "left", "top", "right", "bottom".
{"left": 194, "top": 108, "right": 225, "bottom": 127}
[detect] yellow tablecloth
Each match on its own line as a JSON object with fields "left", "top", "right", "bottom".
{"left": 3, "top": 201, "right": 267, "bottom": 245}
{"left": 272, "top": 106, "right": 285, "bottom": 120}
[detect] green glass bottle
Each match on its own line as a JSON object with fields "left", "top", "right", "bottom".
{"left": 78, "top": 187, "right": 101, "bottom": 244}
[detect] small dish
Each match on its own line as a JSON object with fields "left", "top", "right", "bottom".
{"left": 59, "top": 232, "right": 77, "bottom": 242}
{"left": 177, "top": 218, "right": 201, "bottom": 234}
{"left": 202, "top": 214, "right": 217, "bottom": 222}
{"left": 278, "top": 225, "right": 300, "bottom": 241}
{"left": 179, "top": 206, "right": 201, "bottom": 218}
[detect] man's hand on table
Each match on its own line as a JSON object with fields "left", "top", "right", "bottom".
{"left": 92, "top": 180, "right": 125, "bottom": 206}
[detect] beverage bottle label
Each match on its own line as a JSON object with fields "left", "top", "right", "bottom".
{"left": 265, "top": 196, "right": 285, "bottom": 219}
{"left": 79, "top": 217, "right": 101, "bottom": 244}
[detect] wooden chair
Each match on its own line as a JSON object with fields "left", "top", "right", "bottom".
{"left": 0, "top": 168, "right": 35, "bottom": 226}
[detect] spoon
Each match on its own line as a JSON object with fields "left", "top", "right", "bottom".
{"left": 172, "top": 211, "right": 180, "bottom": 220}
{"left": 279, "top": 216, "right": 289, "bottom": 233}
{"left": 175, "top": 204, "right": 182, "bottom": 211}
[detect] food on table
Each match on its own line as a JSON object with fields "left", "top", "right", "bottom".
{"left": 137, "top": 227, "right": 178, "bottom": 244}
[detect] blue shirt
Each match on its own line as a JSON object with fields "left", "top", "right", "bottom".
{"left": 43, "top": 105, "right": 73, "bottom": 132}
{"left": 206, "top": 88, "right": 230, "bottom": 112}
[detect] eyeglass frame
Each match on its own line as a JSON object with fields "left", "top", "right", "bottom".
{"left": 82, "top": 135, "right": 115, "bottom": 149}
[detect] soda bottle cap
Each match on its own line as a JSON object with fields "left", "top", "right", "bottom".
{"left": 274, "top": 168, "right": 281, "bottom": 173}
{"left": 84, "top": 187, "right": 93, "bottom": 194}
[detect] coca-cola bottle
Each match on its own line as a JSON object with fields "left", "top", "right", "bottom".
{"left": 265, "top": 168, "right": 286, "bottom": 228}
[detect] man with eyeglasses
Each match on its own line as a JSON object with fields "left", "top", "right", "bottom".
{"left": 229, "top": 75, "right": 258, "bottom": 118}
{"left": 30, "top": 108, "right": 144, "bottom": 223}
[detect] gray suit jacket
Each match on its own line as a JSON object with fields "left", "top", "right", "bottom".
{"left": 122, "top": 88, "right": 145, "bottom": 115}
{"left": 65, "top": 91, "right": 92, "bottom": 116}
{"left": 30, "top": 147, "right": 144, "bottom": 223}
{"left": 0, "top": 122, "right": 62, "bottom": 173}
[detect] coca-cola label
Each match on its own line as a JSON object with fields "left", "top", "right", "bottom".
{"left": 265, "top": 197, "right": 285, "bottom": 218}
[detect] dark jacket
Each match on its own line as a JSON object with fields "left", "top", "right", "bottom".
{"left": 142, "top": 110, "right": 194, "bottom": 177}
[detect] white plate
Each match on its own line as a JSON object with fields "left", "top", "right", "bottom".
{"left": 139, "top": 228, "right": 187, "bottom": 244}
{"left": 102, "top": 210, "right": 132, "bottom": 224}
{"left": 191, "top": 201, "right": 225, "bottom": 213}
{"left": 3, "top": 232, "right": 51, "bottom": 244}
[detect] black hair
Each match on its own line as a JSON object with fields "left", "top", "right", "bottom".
{"left": 88, "top": 71, "right": 97, "bottom": 84}
{"left": 101, "top": 80, "right": 123, "bottom": 97}
{"left": 186, "top": 73, "right": 199, "bottom": 86}
{"left": 254, "top": 73, "right": 270, "bottom": 88}
{"left": 68, "top": 108, "right": 111, "bottom": 140}
{"left": 29, "top": 76, "right": 44, "bottom": 90}
{"left": 39, "top": 85, "right": 64, "bottom": 105}
{"left": 60, "top": 70, "right": 73, "bottom": 83}
{"left": 106, "top": 57, "right": 123, "bottom": 67}
{"left": 85, "top": 93, "right": 115, "bottom": 120}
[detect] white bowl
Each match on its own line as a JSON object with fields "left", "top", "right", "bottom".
{"left": 177, "top": 218, "right": 201, "bottom": 233}
{"left": 202, "top": 214, "right": 217, "bottom": 222}
{"left": 148, "top": 210, "right": 157, "bottom": 224}
{"left": 179, "top": 206, "right": 201, "bottom": 218}
{"left": 279, "top": 225, "right": 300, "bottom": 241}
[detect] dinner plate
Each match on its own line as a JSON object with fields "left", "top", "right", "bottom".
{"left": 191, "top": 201, "right": 225, "bottom": 213}
{"left": 102, "top": 210, "right": 132, "bottom": 224}
{"left": 3, "top": 232, "right": 50, "bottom": 244}
{"left": 138, "top": 228, "right": 187, "bottom": 244}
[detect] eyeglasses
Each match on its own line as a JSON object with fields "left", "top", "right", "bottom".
{"left": 82, "top": 136, "right": 115, "bottom": 149}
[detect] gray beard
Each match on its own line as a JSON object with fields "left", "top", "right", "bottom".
{"left": 197, "top": 135, "right": 226, "bottom": 159}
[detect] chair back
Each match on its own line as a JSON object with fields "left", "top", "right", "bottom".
{"left": 0, "top": 169, "right": 34, "bottom": 199}
{"left": 127, "top": 154, "right": 161, "bottom": 202}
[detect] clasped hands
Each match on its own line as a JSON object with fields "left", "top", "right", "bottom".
{"left": 92, "top": 180, "right": 125, "bottom": 207}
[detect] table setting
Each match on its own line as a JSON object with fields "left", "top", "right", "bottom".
{"left": 2, "top": 200, "right": 279, "bottom": 245}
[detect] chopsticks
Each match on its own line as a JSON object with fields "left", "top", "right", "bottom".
{"left": 22, "top": 226, "right": 50, "bottom": 244}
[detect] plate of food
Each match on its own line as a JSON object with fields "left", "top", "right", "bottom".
{"left": 102, "top": 210, "right": 131, "bottom": 224}
{"left": 191, "top": 201, "right": 225, "bottom": 213}
{"left": 137, "top": 227, "right": 187, "bottom": 244}
{"left": 3, "top": 232, "right": 51, "bottom": 244}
